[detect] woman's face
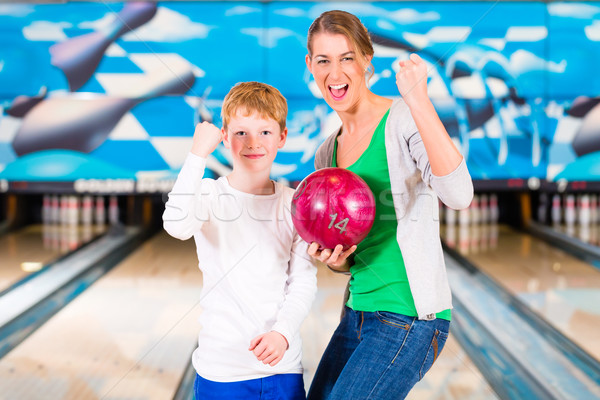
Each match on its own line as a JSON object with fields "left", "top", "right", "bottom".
{"left": 306, "top": 33, "right": 370, "bottom": 113}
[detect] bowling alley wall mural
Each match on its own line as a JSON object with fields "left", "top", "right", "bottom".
{"left": 0, "top": 1, "right": 599, "bottom": 193}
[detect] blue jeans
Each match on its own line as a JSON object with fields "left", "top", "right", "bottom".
{"left": 194, "top": 373, "right": 305, "bottom": 400}
{"left": 307, "top": 306, "right": 450, "bottom": 400}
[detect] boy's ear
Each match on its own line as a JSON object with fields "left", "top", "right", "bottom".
{"left": 278, "top": 127, "right": 288, "bottom": 149}
{"left": 221, "top": 127, "right": 230, "bottom": 149}
{"left": 305, "top": 54, "right": 312, "bottom": 73}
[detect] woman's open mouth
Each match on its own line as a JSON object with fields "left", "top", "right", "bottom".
{"left": 328, "top": 83, "right": 348, "bottom": 100}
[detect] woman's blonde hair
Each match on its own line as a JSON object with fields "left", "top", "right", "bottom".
{"left": 221, "top": 81, "right": 287, "bottom": 131}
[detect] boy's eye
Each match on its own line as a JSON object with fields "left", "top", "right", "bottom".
{"left": 261, "top": 131, "right": 271, "bottom": 135}
{"left": 235, "top": 131, "right": 246, "bottom": 136}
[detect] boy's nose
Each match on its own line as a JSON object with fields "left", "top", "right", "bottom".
{"left": 246, "top": 136, "right": 260, "bottom": 149}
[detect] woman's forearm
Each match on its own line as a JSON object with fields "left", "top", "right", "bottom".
{"left": 407, "top": 97, "right": 463, "bottom": 177}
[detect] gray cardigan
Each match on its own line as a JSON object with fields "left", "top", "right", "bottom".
{"left": 314, "top": 98, "right": 473, "bottom": 320}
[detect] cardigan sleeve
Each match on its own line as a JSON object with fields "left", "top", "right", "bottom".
{"left": 314, "top": 129, "right": 338, "bottom": 170}
{"left": 403, "top": 120, "right": 473, "bottom": 210}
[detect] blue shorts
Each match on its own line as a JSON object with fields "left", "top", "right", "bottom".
{"left": 194, "top": 373, "right": 306, "bottom": 400}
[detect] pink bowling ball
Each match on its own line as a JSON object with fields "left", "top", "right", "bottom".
{"left": 291, "top": 168, "right": 376, "bottom": 250}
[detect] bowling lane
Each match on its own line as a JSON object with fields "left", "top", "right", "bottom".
{"left": 442, "top": 223, "right": 600, "bottom": 362}
{"left": 0, "top": 231, "right": 200, "bottom": 400}
{"left": 301, "top": 262, "right": 498, "bottom": 399}
{"left": 552, "top": 223, "right": 600, "bottom": 247}
{"left": 0, "top": 223, "right": 106, "bottom": 292}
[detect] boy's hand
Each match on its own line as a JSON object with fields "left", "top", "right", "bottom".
{"left": 191, "top": 121, "right": 223, "bottom": 158}
{"left": 249, "top": 331, "right": 288, "bottom": 367}
{"left": 396, "top": 53, "right": 429, "bottom": 107}
{"left": 308, "top": 243, "right": 356, "bottom": 272}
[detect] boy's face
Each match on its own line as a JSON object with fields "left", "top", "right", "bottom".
{"left": 222, "top": 111, "right": 287, "bottom": 174}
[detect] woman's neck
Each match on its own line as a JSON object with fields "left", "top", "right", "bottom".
{"left": 338, "top": 92, "right": 392, "bottom": 136}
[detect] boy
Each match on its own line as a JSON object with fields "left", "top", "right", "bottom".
{"left": 163, "top": 82, "right": 317, "bottom": 400}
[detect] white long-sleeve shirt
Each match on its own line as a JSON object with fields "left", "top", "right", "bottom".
{"left": 163, "top": 153, "right": 317, "bottom": 382}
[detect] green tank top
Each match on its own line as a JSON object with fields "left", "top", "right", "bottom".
{"left": 332, "top": 110, "right": 451, "bottom": 321}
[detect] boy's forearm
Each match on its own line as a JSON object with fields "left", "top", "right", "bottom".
{"left": 163, "top": 153, "right": 207, "bottom": 240}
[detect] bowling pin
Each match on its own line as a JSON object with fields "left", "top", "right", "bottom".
{"left": 51, "top": 195, "right": 60, "bottom": 223}
{"left": 50, "top": 2, "right": 158, "bottom": 91}
{"left": 82, "top": 221, "right": 93, "bottom": 243}
{"left": 489, "top": 222, "right": 498, "bottom": 249}
{"left": 43, "top": 219, "right": 52, "bottom": 249}
{"left": 489, "top": 194, "right": 499, "bottom": 223}
{"left": 578, "top": 194, "right": 591, "bottom": 226}
{"left": 42, "top": 194, "right": 51, "bottom": 224}
{"left": 590, "top": 194, "right": 597, "bottom": 224}
{"left": 578, "top": 224, "right": 591, "bottom": 244}
{"left": 597, "top": 193, "right": 600, "bottom": 223}
{"left": 6, "top": 87, "right": 47, "bottom": 117}
{"left": 67, "top": 195, "right": 79, "bottom": 225}
{"left": 66, "top": 223, "right": 79, "bottom": 250}
{"left": 109, "top": 195, "right": 119, "bottom": 225}
{"left": 60, "top": 195, "right": 69, "bottom": 224}
{"left": 480, "top": 194, "right": 489, "bottom": 224}
{"left": 12, "top": 58, "right": 195, "bottom": 156}
{"left": 458, "top": 207, "right": 470, "bottom": 226}
{"left": 459, "top": 225, "right": 470, "bottom": 254}
{"left": 81, "top": 195, "right": 93, "bottom": 225}
{"left": 480, "top": 223, "right": 489, "bottom": 252}
{"left": 551, "top": 194, "right": 562, "bottom": 225}
{"left": 565, "top": 194, "right": 576, "bottom": 226}
{"left": 50, "top": 223, "right": 60, "bottom": 251}
{"left": 445, "top": 206, "right": 456, "bottom": 226}
{"left": 95, "top": 196, "right": 106, "bottom": 225}
{"left": 445, "top": 224, "right": 456, "bottom": 248}
{"left": 470, "top": 195, "right": 480, "bottom": 225}
{"left": 470, "top": 224, "right": 480, "bottom": 254}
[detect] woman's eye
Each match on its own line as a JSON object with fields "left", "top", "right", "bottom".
{"left": 341, "top": 57, "right": 353, "bottom": 62}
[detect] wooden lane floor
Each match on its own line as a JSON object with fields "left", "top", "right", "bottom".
{"left": 0, "top": 231, "right": 201, "bottom": 399}
{"left": 0, "top": 223, "right": 106, "bottom": 292}
{"left": 442, "top": 223, "right": 600, "bottom": 363}
{"left": 0, "top": 230, "right": 497, "bottom": 399}
{"left": 552, "top": 223, "right": 600, "bottom": 247}
{"left": 301, "top": 262, "right": 498, "bottom": 399}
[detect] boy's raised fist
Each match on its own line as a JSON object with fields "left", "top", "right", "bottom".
{"left": 191, "top": 121, "right": 223, "bottom": 158}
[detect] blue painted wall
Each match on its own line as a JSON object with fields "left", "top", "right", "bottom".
{"left": 0, "top": 1, "right": 598, "bottom": 188}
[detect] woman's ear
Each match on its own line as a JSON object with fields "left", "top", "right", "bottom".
{"left": 305, "top": 54, "right": 312, "bottom": 74}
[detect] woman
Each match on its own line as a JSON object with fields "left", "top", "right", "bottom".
{"left": 304, "top": 10, "right": 473, "bottom": 400}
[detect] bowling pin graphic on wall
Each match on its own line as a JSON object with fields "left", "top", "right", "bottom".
{"left": 50, "top": 2, "right": 158, "bottom": 92}
{"left": 12, "top": 59, "right": 196, "bottom": 155}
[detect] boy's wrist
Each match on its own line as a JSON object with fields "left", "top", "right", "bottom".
{"left": 272, "top": 330, "right": 289, "bottom": 348}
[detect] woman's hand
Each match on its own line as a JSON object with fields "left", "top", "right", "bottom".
{"left": 308, "top": 242, "right": 357, "bottom": 272}
{"left": 191, "top": 121, "right": 223, "bottom": 158}
{"left": 396, "top": 53, "right": 429, "bottom": 107}
{"left": 249, "top": 331, "right": 288, "bottom": 367}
